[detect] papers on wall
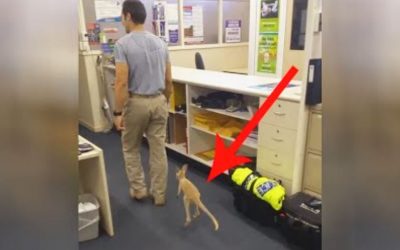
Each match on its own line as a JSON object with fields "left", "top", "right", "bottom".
{"left": 153, "top": 1, "right": 167, "bottom": 41}
{"left": 167, "top": 4, "right": 179, "bottom": 44}
{"left": 183, "top": 5, "right": 204, "bottom": 44}
{"left": 225, "top": 20, "right": 242, "bottom": 43}
{"left": 153, "top": 1, "right": 179, "bottom": 44}
{"left": 94, "top": 0, "right": 122, "bottom": 22}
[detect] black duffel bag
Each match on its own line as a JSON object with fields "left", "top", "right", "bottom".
{"left": 279, "top": 192, "right": 322, "bottom": 250}
{"left": 230, "top": 167, "right": 282, "bottom": 227}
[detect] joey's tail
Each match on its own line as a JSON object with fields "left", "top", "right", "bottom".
{"left": 198, "top": 200, "right": 219, "bottom": 231}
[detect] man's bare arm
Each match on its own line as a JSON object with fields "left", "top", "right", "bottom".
{"left": 164, "top": 62, "right": 173, "bottom": 101}
{"left": 114, "top": 62, "right": 129, "bottom": 113}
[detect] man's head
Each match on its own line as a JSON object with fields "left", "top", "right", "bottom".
{"left": 121, "top": 0, "right": 147, "bottom": 33}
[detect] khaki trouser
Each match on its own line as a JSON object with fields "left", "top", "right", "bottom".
{"left": 122, "top": 94, "right": 168, "bottom": 199}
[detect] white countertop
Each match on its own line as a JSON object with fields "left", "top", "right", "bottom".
{"left": 172, "top": 66, "right": 302, "bottom": 102}
{"left": 100, "top": 65, "right": 303, "bottom": 102}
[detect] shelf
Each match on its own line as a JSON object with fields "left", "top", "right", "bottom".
{"left": 169, "top": 109, "right": 187, "bottom": 116}
{"left": 188, "top": 154, "right": 229, "bottom": 175}
{"left": 190, "top": 125, "right": 258, "bottom": 149}
{"left": 165, "top": 142, "right": 187, "bottom": 155}
{"left": 189, "top": 154, "right": 213, "bottom": 167}
{"left": 78, "top": 136, "right": 101, "bottom": 161}
{"left": 190, "top": 103, "right": 251, "bottom": 121}
{"left": 79, "top": 150, "right": 100, "bottom": 161}
{"left": 77, "top": 136, "right": 114, "bottom": 236}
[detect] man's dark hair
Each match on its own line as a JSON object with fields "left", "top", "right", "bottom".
{"left": 122, "top": 0, "right": 147, "bottom": 24}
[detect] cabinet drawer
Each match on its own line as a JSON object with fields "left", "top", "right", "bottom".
{"left": 308, "top": 112, "right": 322, "bottom": 152}
{"left": 260, "top": 171, "right": 293, "bottom": 195}
{"left": 256, "top": 147, "right": 294, "bottom": 180}
{"left": 258, "top": 124, "right": 297, "bottom": 152}
{"left": 303, "top": 152, "right": 322, "bottom": 194}
{"left": 260, "top": 99, "right": 299, "bottom": 129}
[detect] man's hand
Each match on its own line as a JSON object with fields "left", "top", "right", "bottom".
{"left": 114, "top": 115, "right": 125, "bottom": 131}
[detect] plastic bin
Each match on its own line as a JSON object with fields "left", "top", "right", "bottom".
{"left": 78, "top": 194, "right": 100, "bottom": 242}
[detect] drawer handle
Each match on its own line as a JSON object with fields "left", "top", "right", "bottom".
{"left": 273, "top": 112, "right": 286, "bottom": 116}
{"left": 272, "top": 162, "right": 281, "bottom": 166}
{"left": 272, "top": 137, "right": 283, "bottom": 142}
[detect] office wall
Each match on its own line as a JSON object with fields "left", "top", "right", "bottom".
{"left": 283, "top": 0, "right": 307, "bottom": 80}
{"left": 169, "top": 44, "right": 248, "bottom": 71}
{"left": 283, "top": 0, "right": 321, "bottom": 80}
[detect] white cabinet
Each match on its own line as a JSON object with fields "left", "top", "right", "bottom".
{"left": 78, "top": 136, "right": 114, "bottom": 236}
{"left": 258, "top": 124, "right": 297, "bottom": 152}
{"left": 308, "top": 111, "right": 322, "bottom": 152}
{"left": 257, "top": 98, "right": 301, "bottom": 195}
{"left": 260, "top": 99, "right": 300, "bottom": 130}
{"left": 302, "top": 105, "right": 322, "bottom": 196}
{"left": 303, "top": 152, "right": 322, "bottom": 194}
{"left": 257, "top": 147, "right": 294, "bottom": 180}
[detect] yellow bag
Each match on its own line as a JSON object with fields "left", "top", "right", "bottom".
{"left": 231, "top": 167, "right": 285, "bottom": 211}
{"left": 252, "top": 177, "right": 285, "bottom": 211}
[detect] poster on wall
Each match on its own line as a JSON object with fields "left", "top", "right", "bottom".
{"left": 94, "top": 0, "right": 123, "bottom": 22}
{"left": 166, "top": 3, "right": 179, "bottom": 44}
{"left": 225, "top": 20, "right": 242, "bottom": 43}
{"left": 257, "top": 34, "right": 278, "bottom": 73}
{"left": 259, "top": 0, "right": 279, "bottom": 32}
{"left": 257, "top": 0, "right": 280, "bottom": 74}
{"left": 183, "top": 5, "right": 204, "bottom": 44}
{"left": 153, "top": 2, "right": 179, "bottom": 44}
{"left": 153, "top": 1, "right": 167, "bottom": 41}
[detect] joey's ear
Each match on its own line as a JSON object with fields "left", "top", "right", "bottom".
{"left": 182, "top": 164, "right": 188, "bottom": 173}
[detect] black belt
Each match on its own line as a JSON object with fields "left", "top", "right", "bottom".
{"left": 129, "top": 92, "right": 161, "bottom": 98}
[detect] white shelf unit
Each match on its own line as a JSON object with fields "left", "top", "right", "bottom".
{"left": 190, "top": 124, "right": 257, "bottom": 149}
{"left": 78, "top": 136, "right": 114, "bottom": 237}
{"left": 98, "top": 65, "right": 306, "bottom": 194}
{"left": 165, "top": 142, "right": 187, "bottom": 155}
{"left": 184, "top": 84, "right": 259, "bottom": 174}
{"left": 168, "top": 109, "right": 187, "bottom": 116}
{"left": 169, "top": 67, "right": 305, "bottom": 195}
{"left": 190, "top": 103, "right": 252, "bottom": 121}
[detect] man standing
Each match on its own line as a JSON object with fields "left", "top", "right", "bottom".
{"left": 113, "top": 0, "right": 172, "bottom": 206}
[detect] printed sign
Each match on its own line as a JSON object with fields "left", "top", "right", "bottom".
{"left": 94, "top": 0, "right": 122, "bottom": 22}
{"left": 259, "top": 0, "right": 279, "bottom": 32}
{"left": 183, "top": 5, "right": 204, "bottom": 44}
{"left": 225, "top": 20, "right": 242, "bottom": 43}
{"left": 153, "top": 2, "right": 179, "bottom": 44}
{"left": 257, "top": 33, "right": 278, "bottom": 73}
{"left": 166, "top": 3, "right": 179, "bottom": 44}
{"left": 257, "top": 0, "right": 280, "bottom": 74}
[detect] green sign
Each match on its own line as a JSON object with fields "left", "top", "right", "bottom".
{"left": 257, "top": 34, "right": 278, "bottom": 73}
{"left": 257, "top": 0, "right": 280, "bottom": 74}
{"left": 259, "top": 17, "right": 279, "bottom": 33}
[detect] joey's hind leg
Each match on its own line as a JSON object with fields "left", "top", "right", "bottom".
{"left": 193, "top": 203, "right": 200, "bottom": 218}
{"left": 183, "top": 197, "right": 191, "bottom": 227}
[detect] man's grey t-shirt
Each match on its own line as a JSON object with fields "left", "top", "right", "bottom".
{"left": 114, "top": 31, "right": 170, "bottom": 95}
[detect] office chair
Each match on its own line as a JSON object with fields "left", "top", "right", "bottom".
{"left": 195, "top": 52, "right": 205, "bottom": 70}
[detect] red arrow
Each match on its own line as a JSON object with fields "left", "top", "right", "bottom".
{"left": 207, "top": 66, "right": 299, "bottom": 182}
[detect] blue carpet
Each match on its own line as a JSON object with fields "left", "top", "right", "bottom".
{"left": 78, "top": 126, "right": 299, "bottom": 250}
